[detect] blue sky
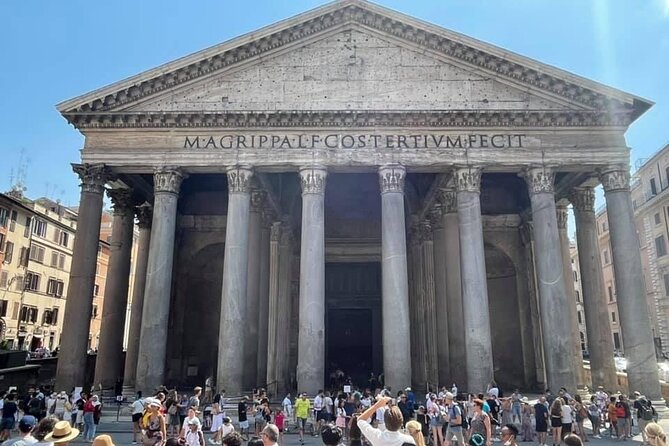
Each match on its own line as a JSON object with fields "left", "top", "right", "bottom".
{"left": 1, "top": 0, "right": 668, "bottom": 209}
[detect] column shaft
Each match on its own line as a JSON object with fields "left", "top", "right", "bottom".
{"left": 276, "top": 224, "right": 293, "bottom": 394}
{"left": 135, "top": 168, "right": 183, "bottom": 394}
{"left": 217, "top": 167, "right": 253, "bottom": 394}
{"left": 297, "top": 167, "right": 327, "bottom": 394}
{"left": 94, "top": 188, "right": 135, "bottom": 390}
{"left": 431, "top": 205, "right": 450, "bottom": 387}
{"left": 420, "top": 221, "right": 439, "bottom": 388}
{"left": 557, "top": 204, "right": 587, "bottom": 388}
{"left": 256, "top": 212, "right": 272, "bottom": 386}
{"left": 123, "top": 204, "right": 152, "bottom": 389}
{"left": 455, "top": 167, "right": 493, "bottom": 391}
{"left": 266, "top": 223, "right": 281, "bottom": 395}
{"left": 571, "top": 188, "right": 618, "bottom": 390}
{"left": 243, "top": 191, "right": 263, "bottom": 389}
{"left": 408, "top": 222, "right": 427, "bottom": 390}
{"left": 379, "top": 165, "right": 412, "bottom": 390}
{"left": 55, "top": 164, "right": 111, "bottom": 390}
{"left": 525, "top": 167, "right": 576, "bottom": 391}
{"left": 600, "top": 168, "right": 661, "bottom": 399}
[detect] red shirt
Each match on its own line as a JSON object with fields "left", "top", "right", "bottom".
{"left": 275, "top": 413, "right": 285, "bottom": 430}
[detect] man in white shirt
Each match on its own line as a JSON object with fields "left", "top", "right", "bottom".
{"left": 282, "top": 394, "right": 293, "bottom": 420}
{"left": 130, "top": 392, "right": 145, "bottom": 445}
{"left": 324, "top": 392, "right": 334, "bottom": 422}
{"left": 357, "top": 396, "right": 415, "bottom": 446}
{"left": 313, "top": 390, "right": 325, "bottom": 435}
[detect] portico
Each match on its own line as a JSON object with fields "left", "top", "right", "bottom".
{"left": 55, "top": 0, "right": 660, "bottom": 399}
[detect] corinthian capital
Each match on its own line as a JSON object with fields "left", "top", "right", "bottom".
{"left": 436, "top": 188, "right": 457, "bottom": 213}
{"left": 299, "top": 166, "right": 327, "bottom": 195}
{"left": 135, "top": 203, "right": 153, "bottom": 229}
{"left": 227, "top": 166, "right": 253, "bottom": 193}
{"left": 599, "top": 166, "right": 630, "bottom": 193}
{"left": 378, "top": 164, "right": 405, "bottom": 193}
{"left": 523, "top": 166, "right": 555, "bottom": 195}
{"left": 570, "top": 187, "right": 595, "bottom": 212}
{"left": 72, "top": 163, "right": 113, "bottom": 194}
{"left": 454, "top": 167, "right": 482, "bottom": 193}
{"left": 154, "top": 168, "right": 184, "bottom": 194}
{"left": 556, "top": 204, "right": 569, "bottom": 230}
{"left": 107, "top": 188, "right": 134, "bottom": 216}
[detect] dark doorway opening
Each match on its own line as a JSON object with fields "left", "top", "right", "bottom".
{"left": 327, "top": 309, "right": 374, "bottom": 387}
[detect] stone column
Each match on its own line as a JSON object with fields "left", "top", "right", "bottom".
{"left": 55, "top": 164, "right": 112, "bottom": 391}
{"left": 570, "top": 187, "right": 618, "bottom": 390}
{"left": 266, "top": 222, "right": 281, "bottom": 395}
{"left": 277, "top": 223, "right": 294, "bottom": 394}
{"left": 556, "top": 204, "right": 587, "bottom": 388}
{"left": 243, "top": 190, "right": 264, "bottom": 389}
{"left": 407, "top": 220, "right": 427, "bottom": 391}
{"left": 379, "top": 165, "right": 412, "bottom": 391}
{"left": 135, "top": 168, "right": 183, "bottom": 394}
{"left": 431, "top": 205, "right": 450, "bottom": 387}
{"left": 600, "top": 167, "right": 661, "bottom": 399}
{"left": 217, "top": 166, "right": 253, "bottom": 395}
{"left": 94, "top": 188, "right": 135, "bottom": 391}
{"left": 256, "top": 210, "right": 272, "bottom": 386}
{"left": 439, "top": 189, "right": 467, "bottom": 389}
{"left": 420, "top": 220, "right": 439, "bottom": 389}
{"left": 524, "top": 166, "right": 576, "bottom": 392}
{"left": 123, "top": 203, "right": 152, "bottom": 390}
{"left": 297, "top": 167, "right": 327, "bottom": 394}
{"left": 455, "top": 167, "right": 493, "bottom": 392}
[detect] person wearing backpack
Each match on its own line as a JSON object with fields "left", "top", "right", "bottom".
{"left": 633, "top": 392, "right": 656, "bottom": 444}
{"left": 444, "top": 393, "right": 464, "bottom": 446}
{"left": 615, "top": 395, "right": 630, "bottom": 441}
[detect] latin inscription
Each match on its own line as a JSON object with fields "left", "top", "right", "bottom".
{"left": 183, "top": 133, "right": 526, "bottom": 150}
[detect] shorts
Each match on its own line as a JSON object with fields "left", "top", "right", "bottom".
{"left": 298, "top": 417, "right": 307, "bottom": 430}
{"left": 551, "top": 417, "right": 562, "bottom": 428}
{"left": 239, "top": 420, "right": 249, "bottom": 429}
{"left": 1, "top": 417, "right": 14, "bottom": 430}
{"left": 562, "top": 423, "right": 572, "bottom": 433}
{"left": 316, "top": 411, "right": 327, "bottom": 422}
{"left": 617, "top": 418, "right": 628, "bottom": 430}
{"left": 132, "top": 413, "right": 143, "bottom": 423}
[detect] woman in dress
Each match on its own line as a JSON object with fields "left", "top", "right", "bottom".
{"left": 550, "top": 398, "right": 563, "bottom": 446}
{"left": 143, "top": 399, "right": 167, "bottom": 446}
{"left": 209, "top": 403, "right": 224, "bottom": 444}
{"left": 520, "top": 399, "right": 534, "bottom": 442}
{"left": 469, "top": 399, "right": 492, "bottom": 446}
{"left": 336, "top": 399, "right": 347, "bottom": 437}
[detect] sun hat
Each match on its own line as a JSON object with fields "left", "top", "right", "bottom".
{"left": 187, "top": 417, "right": 202, "bottom": 427}
{"left": 146, "top": 397, "right": 162, "bottom": 408}
{"left": 44, "top": 420, "right": 80, "bottom": 443}
{"left": 92, "top": 435, "right": 115, "bottom": 446}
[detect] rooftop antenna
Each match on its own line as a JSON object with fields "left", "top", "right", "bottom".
{"left": 8, "top": 148, "right": 29, "bottom": 197}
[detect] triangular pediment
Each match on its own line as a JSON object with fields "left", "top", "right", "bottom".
{"left": 58, "top": 0, "right": 651, "bottom": 128}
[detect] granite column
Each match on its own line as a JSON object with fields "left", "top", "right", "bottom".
{"left": 524, "top": 166, "right": 576, "bottom": 392}
{"left": 570, "top": 187, "right": 618, "bottom": 390}
{"left": 277, "top": 223, "right": 294, "bottom": 394}
{"left": 379, "top": 165, "right": 412, "bottom": 391}
{"left": 407, "top": 220, "right": 427, "bottom": 391}
{"left": 420, "top": 220, "right": 439, "bottom": 388}
{"left": 217, "top": 166, "right": 253, "bottom": 395}
{"left": 123, "top": 203, "right": 152, "bottom": 390}
{"left": 266, "top": 222, "right": 281, "bottom": 395}
{"left": 455, "top": 167, "right": 493, "bottom": 391}
{"left": 431, "top": 205, "right": 450, "bottom": 387}
{"left": 256, "top": 211, "right": 272, "bottom": 386}
{"left": 94, "top": 188, "right": 135, "bottom": 391}
{"left": 55, "top": 164, "right": 112, "bottom": 391}
{"left": 600, "top": 167, "right": 661, "bottom": 399}
{"left": 297, "top": 167, "right": 327, "bottom": 394}
{"left": 135, "top": 168, "right": 183, "bottom": 394}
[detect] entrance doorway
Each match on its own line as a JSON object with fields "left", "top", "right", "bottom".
{"left": 325, "top": 262, "right": 382, "bottom": 388}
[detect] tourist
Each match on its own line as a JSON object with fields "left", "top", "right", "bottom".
{"left": 181, "top": 408, "right": 201, "bottom": 440}
{"left": 294, "top": 393, "right": 311, "bottom": 445}
{"left": 92, "top": 435, "right": 116, "bottom": 446}
{"left": 520, "top": 399, "right": 533, "bottom": 442}
{"left": 282, "top": 394, "right": 293, "bottom": 420}
{"left": 83, "top": 394, "right": 98, "bottom": 442}
{"left": 91, "top": 396, "right": 103, "bottom": 435}
{"left": 53, "top": 393, "right": 67, "bottom": 421}
{"left": 131, "top": 392, "right": 145, "bottom": 444}
{"left": 406, "top": 420, "right": 425, "bottom": 446}
{"left": 142, "top": 398, "right": 166, "bottom": 446}
{"left": 501, "top": 424, "right": 519, "bottom": 446}
{"left": 33, "top": 416, "right": 59, "bottom": 446}
{"left": 633, "top": 391, "right": 656, "bottom": 444}
{"left": 3, "top": 416, "right": 38, "bottom": 446}
{"left": 572, "top": 395, "right": 587, "bottom": 443}
{"left": 444, "top": 392, "right": 464, "bottom": 446}
{"left": 209, "top": 403, "right": 224, "bottom": 443}
{"left": 349, "top": 414, "right": 363, "bottom": 446}
{"left": 356, "top": 395, "right": 415, "bottom": 446}
{"left": 607, "top": 396, "right": 618, "bottom": 438}
{"left": 1, "top": 393, "right": 19, "bottom": 440}
{"left": 500, "top": 398, "right": 513, "bottom": 426}
{"left": 560, "top": 399, "right": 573, "bottom": 438}
{"left": 374, "top": 395, "right": 387, "bottom": 431}
{"left": 615, "top": 395, "right": 631, "bottom": 441}
{"left": 563, "top": 434, "right": 583, "bottom": 446}
{"left": 325, "top": 392, "right": 335, "bottom": 423}
{"left": 260, "top": 425, "right": 279, "bottom": 446}
{"left": 511, "top": 390, "right": 522, "bottom": 425}
{"left": 487, "top": 382, "right": 500, "bottom": 399}
{"left": 314, "top": 390, "right": 325, "bottom": 433}
{"left": 189, "top": 387, "right": 203, "bottom": 412}
{"left": 185, "top": 418, "right": 205, "bottom": 446}
{"left": 43, "top": 420, "right": 80, "bottom": 446}
{"left": 337, "top": 399, "right": 348, "bottom": 432}
{"left": 645, "top": 423, "right": 667, "bottom": 446}
{"left": 415, "top": 406, "right": 429, "bottom": 441}
{"left": 429, "top": 397, "right": 445, "bottom": 446}
{"left": 274, "top": 411, "right": 285, "bottom": 444}
{"left": 73, "top": 393, "right": 86, "bottom": 433}
{"left": 534, "top": 396, "right": 549, "bottom": 446}
{"left": 397, "top": 394, "right": 413, "bottom": 426}
{"left": 469, "top": 399, "right": 492, "bottom": 446}
{"left": 237, "top": 396, "right": 250, "bottom": 440}
{"left": 586, "top": 396, "right": 600, "bottom": 439}
{"left": 247, "top": 438, "right": 263, "bottom": 446}
{"left": 165, "top": 390, "right": 181, "bottom": 438}
{"left": 549, "top": 398, "right": 562, "bottom": 446}
{"left": 322, "top": 424, "right": 344, "bottom": 446}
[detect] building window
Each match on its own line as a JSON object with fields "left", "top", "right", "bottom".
{"left": 18, "top": 247, "right": 28, "bottom": 267}
{"left": 575, "top": 290, "right": 580, "bottom": 302}
{"left": 573, "top": 270, "right": 578, "bottom": 282}
{"left": 24, "top": 272, "right": 40, "bottom": 292}
{"left": 613, "top": 332, "right": 621, "bottom": 350}
{"left": 46, "top": 278, "right": 64, "bottom": 297}
{"left": 3, "top": 241, "right": 13, "bottom": 264}
{"left": 32, "top": 219, "right": 47, "bottom": 238}
{"left": 14, "top": 275, "right": 23, "bottom": 291}
{"left": 50, "top": 252, "right": 65, "bottom": 270}
{"left": 603, "top": 249, "right": 610, "bottom": 265}
{"left": 23, "top": 217, "right": 31, "bottom": 237}
{"left": 9, "top": 211, "right": 17, "bottom": 232}
{"left": 91, "top": 305, "right": 98, "bottom": 319}
{"left": 43, "top": 308, "right": 59, "bottom": 325}
{"left": 651, "top": 178, "right": 658, "bottom": 196}
{"left": 53, "top": 229, "right": 69, "bottom": 248}
{"left": 611, "top": 311, "right": 617, "bottom": 323}
{"left": 656, "top": 236, "right": 668, "bottom": 257}
{"left": 656, "top": 213, "right": 662, "bottom": 225}
{"left": 0, "top": 300, "right": 7, "bottom": 318}
{"left": 608, "top": 285, "right": 614, "bottom": 302}
{"left": 577, "top": 311, "right": 582, "bottom": 324}
{"left": 28, "top": 245, "right": 45, "bottom": 263}
{"left": 19, "top": 306, "right": 38, "bottom": 323}
{"left": 93, "top": 284, "right": 99, "bottom": 297}
{"left": 0, "top": 233, "right": 4, "bottom": 253}
{"left": 665, "top": 274, "right": 669, "bottom": 296}
{"left": 0, "top": 208, "right": 8, "bottom": 227}
{"left": 0, "top": 271, "right": 7, "bottom": 288}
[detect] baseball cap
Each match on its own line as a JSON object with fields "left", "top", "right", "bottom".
{"left": 19, "top": 415, "right": 37, "bottom": 432}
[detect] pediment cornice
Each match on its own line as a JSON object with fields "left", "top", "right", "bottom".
{"left": 57, "top": 0, "right": 651, "bottom": 124}
{"left": 66, "top": 109, "right": 632, "bottom": 129}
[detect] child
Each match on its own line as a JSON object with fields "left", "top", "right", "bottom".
{"left": 274, "top": 410, "right": 285, "bottom": 444}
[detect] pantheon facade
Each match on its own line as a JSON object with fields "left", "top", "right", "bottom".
{"left": 54, "top": 0, "right": 662, "bottom": 400}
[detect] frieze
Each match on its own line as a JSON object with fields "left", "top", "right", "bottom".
{"left": 154, "top": 168, "right": 184, "bottom": 194}
{"left": 378, "top": 165, "right": 405, "bottom": 193}
{"left": 226, "top": 166, "right": 253, "bottom": 193}
{"left": 64, "top": 110, "right": 633, "bottom": 129}
{"left": 63, "top": 4, "right": 632, "bottom": 116}
{"left": 72, "top": 163, "right": 113, "bottom": 194}
{"left": 454, "top": 167, "right": 482, "bottom": 193}
{"left": 599, "top": 167, "right": 630, "bottom": 193}
{"left": 569, "top": 187, "right": 595, "bottom": 212}
{"left": 524, "top": 166, "right": 555, "bottom": 195}
{"left": 299, "top": 167, "right": 327, "bottom": 195}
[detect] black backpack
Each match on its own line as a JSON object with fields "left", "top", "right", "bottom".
{"left": 638, "top": 398, "right": 654, "bottom": 421}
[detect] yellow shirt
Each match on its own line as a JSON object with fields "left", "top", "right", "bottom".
{"left": 295, "top": 398, "right": 311, "bottom": 419}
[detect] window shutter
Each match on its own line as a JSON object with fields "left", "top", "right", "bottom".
{"left": 52, "top": 308, "right": 59, "bottom": 324}
{"left": 51, "top": 251, "right": 58, "bottom": 267}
